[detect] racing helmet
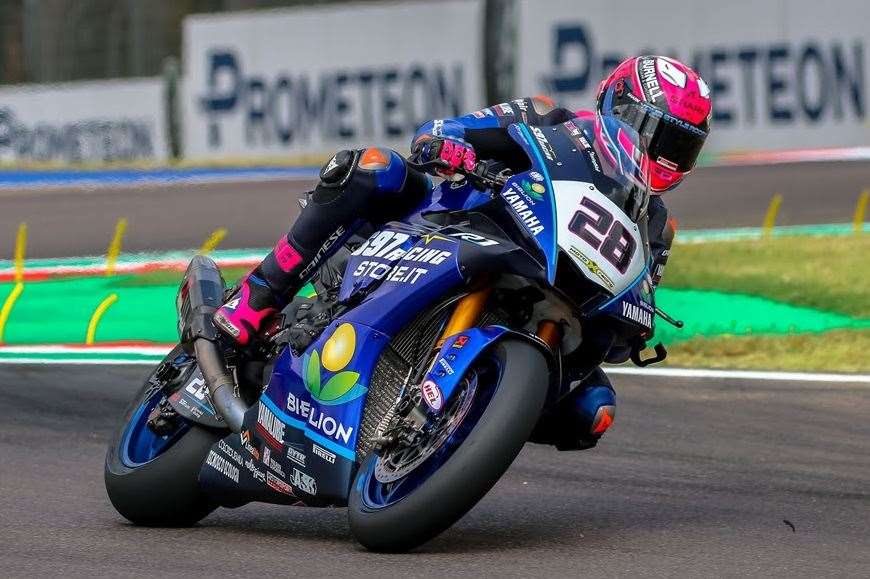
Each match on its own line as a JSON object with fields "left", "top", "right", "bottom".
{"left": 595, "top": 56, "right": 712, "bottom": 192}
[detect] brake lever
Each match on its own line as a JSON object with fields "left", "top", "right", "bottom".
{"left": 655, "top": 306, "right": 684, "bottom": 328}
{"left": 407, "top": 156, "right": 508, "bottom": 191}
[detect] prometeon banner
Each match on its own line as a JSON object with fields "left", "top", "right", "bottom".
{"left": 182, "top": 0, "right": 485, "bottom": 162}
{"left": 0, "top": 78, "right": 168, "bottom": 164}
{"left": 517, "top": 0, "right": 869, "bottom": 154}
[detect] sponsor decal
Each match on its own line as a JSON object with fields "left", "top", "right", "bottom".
{"left": 350, "top": 231, "right": 453, "bottom": 284}
{"left": 496, "top": 103, "right": 514, "bottom": 116}
{"left": 563, "top": 121, "right": 602, "bottom": 172}
{"left": 291, "top": 468, "right": 317, "bottom": 495}
{"left": 513, "top": 98, "right": 530, "bottom": 122}
{"left": 432, "top": 119, "right": 444, "bottom": 136}
{"left": 303, "top": 323, "right": 367, "bottom": 406}
{"left": 322, "top": 154, "right": 341, "bottom": 178}
{"left": 529, "top": 171, "right": 544, "bottom": 182}
{"left": 521, "top": 179, "right": 546, "bottom": 200}
{"left": 437, "top": 358, "right": 454, "bottom": 376}
{"left": 184, "top": 376, "right": 209, "bottom": 401}
{"left": 287, "top": 392, "right": 355, "bottom": 445}
{"left": 312, "top": 444, "right": 336, "bottom": 464}
{"left": 621, "top": 301, "right": 652, "bottom": 328}
{"left": 286, "top": 443, "right": 307, "bottom": 467}
{"left": 656, "top": 156, "right": 679, "bottom": 171}
{"left": 448, "top": 232, "right": 499, "bottom": 246}
{"left": 421, "top": 380, "right": 443, "bottom": 411}
{"left": 244, "top": 457, "right": 267, "bottom": 483}
{"left": 501, "top": 190, "right": 545, "bottom": 235}
{"left": 352, "top": 261, "right": 429, "bottom": 284}
{"left": 299, "top": 226, "right": 346, "bottom": 278}
{"left": 199, "top": 51, "right": 467, "bottom": 150}
{"left": 0, "top": 106, "right": 156, "bottom": 164}
{"left": 262, "top": 446, "right": 286, "bottom": 477}
{"left": 218, "top": 439, "right": 243, "bottom": 465}
{"left": 240, "top": 430, "right": 260, "bottom": 460}
{"left": 543, "top": 23, "right": 867, "bottom": 129}
{"left": 472, "top": 110, "right": 486, "bottom": 119}
{"left": 256, "top": 402, "right": 286, "bottom": 449}
{"left": 452, "top": 335, "right": 469, "bottom": 349}
{"left": 568, "top": 246, "right": 615, "bottom": 289}
{"left": 638, "top": 56, "right": 664, "bottom": 103}
{"left": 352, "top": 231, "right": 411, "bottom": 259}
{"left": 206, "top": 450, "right": 240, "bottom": 483}
{"left": 266, "top": 471, "right": 294, "bottom": 497}
{"left": 530, "top": 125, "right": 557, "bottom": 161}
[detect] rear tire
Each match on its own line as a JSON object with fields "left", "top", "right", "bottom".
{"left": 105, "top": 370, "right": 225, "bottom": 527}
{"left": 348, "top": 339, "right": 548, "bottom": 551}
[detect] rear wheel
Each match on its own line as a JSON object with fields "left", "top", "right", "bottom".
{"left": 105, "top": 361, "right": 225, "bottom": 527}
{"left": 348, "top": 339, "right": 548, "bottom": 552}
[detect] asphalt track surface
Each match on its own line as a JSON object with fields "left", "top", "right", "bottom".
{"left": 1, "top": 364, "right": 868, "bottom": 577}
{"left": 2, "top": 160, "right": 868, "bottom": 259}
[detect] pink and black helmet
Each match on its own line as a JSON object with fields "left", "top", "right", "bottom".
{"left": 595, "top": 56, "right": 712, "bottom": 192}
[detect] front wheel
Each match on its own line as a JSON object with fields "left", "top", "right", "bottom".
{"left": 348, "top": 339, "right": 549, "bottom": 552}
{"left": 105, "top": 358, "right": 225, "bottom": 527}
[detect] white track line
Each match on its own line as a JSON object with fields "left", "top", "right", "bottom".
{"left": 0, "top": 348, "right": 867, "bottom": 383}
{"left": 0, "top": 357, "right": 157, "bottom": 365}
{"left": 605, "top": 366, "right": 870, "bottom": 383}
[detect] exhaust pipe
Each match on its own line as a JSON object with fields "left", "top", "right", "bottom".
{"left": 194, "top": 339, "right": 246, "bottom": 432}
{"left": 177, "top": 255, "right": 248, "bottom": 433}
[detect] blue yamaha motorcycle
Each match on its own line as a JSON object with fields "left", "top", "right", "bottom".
{"left": 105, "top": 119, "right": 669, "bottom": 551}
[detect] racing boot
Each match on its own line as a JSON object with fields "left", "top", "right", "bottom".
{"left": 214, "top": 235, "right": 308, "bottom": 346}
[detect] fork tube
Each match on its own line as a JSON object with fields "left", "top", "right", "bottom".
{"left": 436, "top": 286, "right": 492, "bottom": 347}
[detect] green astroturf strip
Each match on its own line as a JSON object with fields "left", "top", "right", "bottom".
{"left": 0, "top": 277, "right": 315, "bottom": 345}
{"left": 654, "top": 288, "right": 870, "bottom": 343}
{"left": 0, "top": 277, "right": 866, "bottom": 346}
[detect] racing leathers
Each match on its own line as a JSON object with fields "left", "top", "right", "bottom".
{"left": 214, "top": 96, "right": 676, "bottom": 451}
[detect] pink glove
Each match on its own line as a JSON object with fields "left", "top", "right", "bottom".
{"left": 436, "top": 139, "right": 477, "bottom": 175}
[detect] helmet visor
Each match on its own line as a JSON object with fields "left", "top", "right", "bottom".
{"left": 607, "top": 94, "right": 708, "bottom": 173}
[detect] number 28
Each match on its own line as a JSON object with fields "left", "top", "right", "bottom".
{"left": 568, "top": 197, "right": 636, "bottom": 273}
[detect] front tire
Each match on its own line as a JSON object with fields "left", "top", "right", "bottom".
{"left": 105, "top": 365, "right": 225, "bottom": 527}
{"left": 348, "top": 339, "right": 548, "bottom": 551}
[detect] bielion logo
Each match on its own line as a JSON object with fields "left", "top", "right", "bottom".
{"left": 521, "top": 180, "right": 546, "bottom": 200}
{"left": 302, "top": 323, "right": 367, "bottom": 405}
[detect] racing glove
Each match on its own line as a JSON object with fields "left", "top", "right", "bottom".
{"left": 411, "top": 136, "right": 476, "bottom": 180}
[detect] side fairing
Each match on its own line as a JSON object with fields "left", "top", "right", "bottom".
{"left": 552, "top": 180, "right": 646, "bottom": 295}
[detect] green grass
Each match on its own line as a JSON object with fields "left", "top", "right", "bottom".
{"left": 664, "top": 235, "right": 870, "bottom": 318}
{"left": 663, "top": 329, "right": 870, "bottom": 373}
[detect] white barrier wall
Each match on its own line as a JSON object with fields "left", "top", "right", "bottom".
{"left": 517, "top": 0, "right": 870, "bottom": 154}
{"left": 0, "top": 78, "right": 168, "bottom": 164}
{"left": 182, "top": 0, "right": 485, "bottom": 162}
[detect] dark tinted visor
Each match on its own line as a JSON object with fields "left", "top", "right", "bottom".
{"left": 611, "top": 100, "right": 707, "bottom": 172}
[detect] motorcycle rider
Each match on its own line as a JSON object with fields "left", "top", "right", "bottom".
{"left": 214, "top": 56, "right": 712, "bottom": 451}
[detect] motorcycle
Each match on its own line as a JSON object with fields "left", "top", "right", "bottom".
{"left": 105, "top": 119, "right": 672, "bottom": 551}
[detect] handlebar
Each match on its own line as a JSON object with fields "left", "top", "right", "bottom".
{"left": 406, "top": 156, "right": 510, "bottom": 191}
